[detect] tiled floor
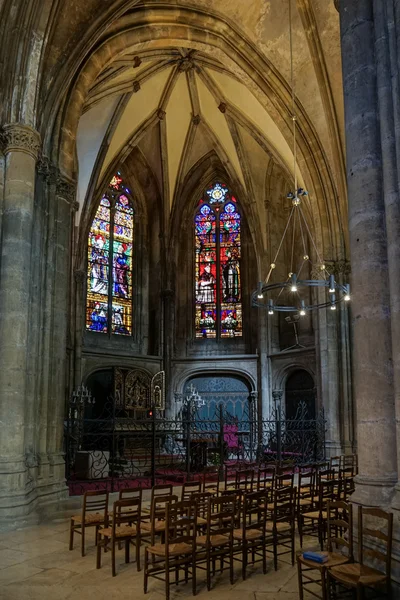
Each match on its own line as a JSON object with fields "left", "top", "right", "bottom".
{"left": 0, "top": 514, "right": 321, "bottom": 600}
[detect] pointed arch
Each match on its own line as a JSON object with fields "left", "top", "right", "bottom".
{"left": 86, "top": 172, "right": 134, "bottom": 335}
{"left": 195, "top": 182, "right": 242, "bottom": 339}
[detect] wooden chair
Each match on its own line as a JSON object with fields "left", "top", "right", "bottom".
{"left": 181, "top": 480, "right": 202, "bottom": 500}
{"left": 329, "top": 456, "right": 341, "bottom": 475}
{"left": 299, "top": 479, "right": 337, "bottom": 549}
{"left": 144, "top": 499, "right": 198, "bottom": 600}
{"left": 96, "top": 497, "right": 141, "bottom": 575}
{"left": 328, "top": 506, "right": 393, "bottom": 600}
{"left": 196, "top": 495, "right": 236, "bottom": 590}
{"left": 141, "top": 494, "right": 178, "bottom": 543}
{"left": 202, "top": 466, "right": 220, "bottom": 495}
{"left": 297, "top": 470, "right": 315, "bottom": 547}
{"left": 190, "top": 491, "right": 212, "bottom": 530}
{"left": 141, "top": 484, "right": 173, "bottom": 516}
{"left": 224, "top": 464, "right": 237, "bottom": 489}
{"left": 266, "top": 485, "right": 297, "bottom": 571}
{"left": 275, "top": 472, "right": 294, "bottom": 488}
{"left": 297, "top": 500, "right": 353, "bottom": 600}
{"left": 257, "top": 466, "right": 275, "bottom": 491}
{"left": 69, "top": 490, "right": 109, "bottom": 557}
{"left": 233, "top": 490, "right": 268, "bottom": 580}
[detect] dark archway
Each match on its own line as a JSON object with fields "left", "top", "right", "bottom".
{"left": 285, "top": 370, "right": 316, "bottom": 420}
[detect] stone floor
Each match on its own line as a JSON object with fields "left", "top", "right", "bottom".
{"left": 0, "top": 512, "right": 324, "bottom": 600}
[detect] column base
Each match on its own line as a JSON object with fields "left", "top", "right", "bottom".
{"left": 351, "top": 474, "right": 397, "bottom": 507}
{"left": 0, "top": 453, "right": 69, "bottom": 532}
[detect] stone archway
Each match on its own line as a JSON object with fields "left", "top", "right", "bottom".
{"left": 285, "top": 369, "right": 316, "bottom": 420}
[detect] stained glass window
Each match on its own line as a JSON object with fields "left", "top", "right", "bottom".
{"left": 86, "top": 173, "right": 134, "bottom": 336}
{"left": 195, "top": 183, "right": 242, "bottom": 339}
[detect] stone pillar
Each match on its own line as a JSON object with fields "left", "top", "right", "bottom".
{"left": 339, "top": 0, "right": 397, "bottom": 505}
{"left": 257, "top": 308, "right": 272, "bottom": 418}
{"left": 45, "top": 176, "right": 76, "bottom": 493}
{"left": 0, "top": 124, "right": 41, "bottom": 520}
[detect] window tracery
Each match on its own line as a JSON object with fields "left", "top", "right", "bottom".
{"left": 195, "top": 182, "right": 242, "bottom": 339}
{"left": 86, "top": 173, "right": 134, "bottom": 336}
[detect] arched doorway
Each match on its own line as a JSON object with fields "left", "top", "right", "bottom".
{"left": 183, "top": 374, "right": 253, "bottom": 421}
{"left": 285, "top": 370, "right": 316, "bottom": 420}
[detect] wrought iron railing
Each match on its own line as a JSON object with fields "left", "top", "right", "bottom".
{"left": 64, "top": 399, "right": 326, "bottom": 495}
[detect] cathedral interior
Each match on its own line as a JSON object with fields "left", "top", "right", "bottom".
{"left": 2, "top": 0, "right": 400, "bottom": 594}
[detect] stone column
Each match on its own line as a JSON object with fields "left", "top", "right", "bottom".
{"left": 0, "top": 123, "right": 41, "bottom": 520}
{"left": 45, "top": 176, "right": 76, "bottom": 493}
{"left": 339, "top": 0, "right": 397, "bottom": 505}
{"left": 257, "top": 308, "right": 272, "bottom": 418}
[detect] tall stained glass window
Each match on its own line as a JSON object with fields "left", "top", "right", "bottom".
{"left": 86, "top": 173, "right": 134, "bottom": 336}
{"left": 195, "top": 182, "right": 242, "bottom": 339}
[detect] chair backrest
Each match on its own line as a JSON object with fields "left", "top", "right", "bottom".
{"left": 181, "top": 480, "right": 202, "bottom": 500}
{"left": 317, "top": 468, "right": 336, "bottom": 485}
{"left": 202, "top": 466, "right": 219, "bottom": 490}
{"left": 119, "top": 487, "right": 143, "bottom": 503}
{"left": 257, "top": 466, "right": 275, "bottom": 491}
{"left": 149, "top": 494, "right": 178, "bottom": 544}
{"left": 340, "top": 454, "right": 357, "bottom": 475}
{"left": 224, "top": 465, "right": 236, "bottom": 487}
{"left": 112, "top": 497, "right": 141, "bottom": 535}
{"left": 241, "top": 490, "right": 268, "bottom": 536}
{"left": 317, "top": 479, "right": 337, "bottom": 511}
{"left": 151, "top": 484, "right": 173, "bottom": 501}
{"left": 235, "top": 469, "right": 254, "bottom": 491}
{"left": 327, "top": 500, "right": 353, "bottom": 558}
{"left": 190, "top": 491, "right": 211, "bottom": 521}
{"left": 359, "top": 506, "right": 393, "bottom": 579}
{"left": 273, "top": 486, "right": 296, "bottom": 524}
{"left": 275, "top": 472, "right": 294, "bottom": 488}
{"left": 83, "top": 490, "right": 109, "bottom": 520}
{"left": 206, "top": 495, "right": 236, "bottom": 539}
{"left": 329, "top": 456, "right": 341, "bottom": 472}
{"left": 165, "top": 499, "right": 198, "bottom": 550}
{"left": 297, "top": 471, "right": 315, "bottom": 501}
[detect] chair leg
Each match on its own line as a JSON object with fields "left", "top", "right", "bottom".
{"left": 95, "top": 525, "right": 99, "bottom": 546}
{"left": 230, "top": 546, "right": 234, "bottom": 585}
{"left": 136, "top": 536, "right": 141, "bottom": 571}
{"left": 144, "top": 549, "right": 148, "bottom": 593}
{"left": 321, "top": 568, "right": 328, "bottom": 600}
{"left": 291, "top": 529, "right": 295, "bottom": 566}
{"left": 112, "top": 540, "right": 116, "bottom": 577}
{"left": 125, "top": 539, "right": 130, "bottom": 564}
{"left": 165, "top": 558, "right": 170, "bottom": 600}
{"left": 69, "top": 520, "right": 74, "bottom": 551}
{"left": 192, "top": 552, "right": 197, "bottom": 596}
{"left": 81, "top": 524, "right": 86, "bottom": 557}
{"left": 298, "top": 515, "right": 303, "bottom": 548}
{"left": 262, "top": 538, "right": 267, "bottom": 575}
{"left": 206, "top": 548, "right": 211, "bottom": 591}
{"left": 356, "top": 584, "right": 364, "bottom": 600}
{"left": 297, "top": 559, "right": 304, "bottom": 600}
{"left": 242, "top": 544, "right": 247, "bottom": 580}
{"left": 273, "top": 534, "right": 278, "bottom": 571}
{"left": 96, "top": 534, "right": 101, "bottom": 569}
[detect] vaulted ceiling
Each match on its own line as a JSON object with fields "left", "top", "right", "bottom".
{"left": 76, "top": 48, "right": 300, "bottom": 221}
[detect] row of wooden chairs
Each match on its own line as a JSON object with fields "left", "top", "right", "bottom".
{"left": 297, "top": 501, "right": 393, "bottom": 600}
{"left": 143, "top": 487, "right": 299, "bottom": 599}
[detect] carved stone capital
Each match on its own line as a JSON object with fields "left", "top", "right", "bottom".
{"left": 56, "top": 176, "right": 76, "bottom": 205}
{"left": 132, "top": 81, "right": 141, "bottom": 93}
{"left": 326, "top": 260, "right": 351, "bottom": 279}
{"left": 192, "top": 115, "right": 201, "bottom": 126}
{"left": 218, "top": 102, "right": 227, "bottom": 114}
{"left": 157, "top": 109, "right": 166, "bottom": 120}
{"left": 174, "top": 392, "right": 184, "bottom": 402}
{"left": 2, "top": 123, "right": 41, "bottom": 160}
{"left": 272, "top": 390, "right": 284, "bottom": 403}
{"left": 250, "top": 391, "right": 258, "bottom": 401}
{"left": 37, "top": 156, "right": 58, "bottom": 183}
